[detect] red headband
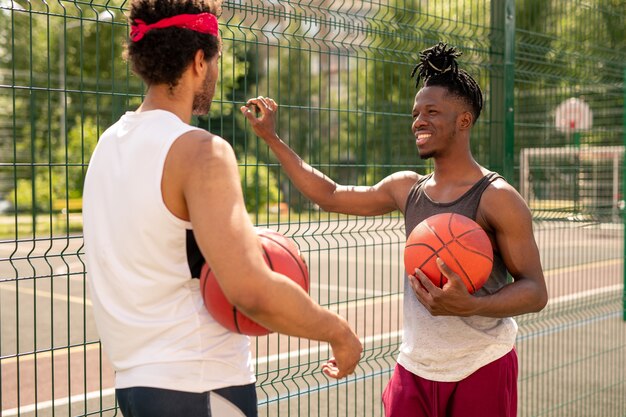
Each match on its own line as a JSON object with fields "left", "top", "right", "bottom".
{"left": 130, "top": 12, "right": 218, "bottom": 42}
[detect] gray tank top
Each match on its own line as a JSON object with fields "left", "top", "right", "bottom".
{"left": 404, "top": 171, "right": 507, "bottom": 296}
{"left": 397, "top": 171, "right": 518, "bottom": 382}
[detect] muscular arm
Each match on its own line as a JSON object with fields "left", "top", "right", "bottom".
{"left": 241, "top": 97, "right": 418, "bottom": 216}
{"left": 164, "top": 130, "right": 362, "bottom": 378}
{"left": 411, "top": 181, "right": 548, "bottom": 318}
{"left": 474, "top": 183, "right": 548, "bottom": 316}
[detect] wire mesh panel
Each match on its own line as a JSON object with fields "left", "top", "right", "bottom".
{"left": 1, "top": 1, "right": 125, "bottom": 415}
{"left": 218, "top": 2, "right": 501, "bottom": 416}
{"left": 0, "top": 0, "right": 625, "bottom": 416}
{"left": 514, "top": 1, "right": 626, "bottom": 416}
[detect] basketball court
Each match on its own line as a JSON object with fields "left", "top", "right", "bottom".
{"left": 1, "top": 217, "right": 623, "bottom": 416}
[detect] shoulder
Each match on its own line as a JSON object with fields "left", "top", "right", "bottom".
{"left": 379, "top": 170, "right": 422, "bottom": 206}
{"left": 373, "top": 170, "right": 421, "bottom": 196}
{"left": 173, "top": 130, "right": 236, "bottom": 167}
{"left": 478, "top": 175, "right": 533, "bottom": 231}
{"left": 482, "top": 175, "right": 524, "bottom": 202}
{"left": 166, "top": 130, "right": 240, "bottom": 193}
{"left": 382, "top": 170, "right": 421, "bottom": 186}
{"left": 176, "top": 129, "right": 232, "bottom": 153}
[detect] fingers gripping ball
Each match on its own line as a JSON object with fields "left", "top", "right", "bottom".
{"left": 404, "top": 213, "right": 493, "bottom": 293}
{"left": 200, "top": 228, "right": 310, "bottom": 336}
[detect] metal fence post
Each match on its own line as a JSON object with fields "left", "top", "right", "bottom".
{"left": 503, "top": 0, "right": 515, "bottom": 183}
{"left": 489, "top": 0, "right": 515, "bottom": 183}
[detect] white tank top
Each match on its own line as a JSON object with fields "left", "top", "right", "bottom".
{"left": 83, "top": 110, "right": 255, "bottom": 392}
{"left": 398, "top": 173, "right": 518, "bottom": 382}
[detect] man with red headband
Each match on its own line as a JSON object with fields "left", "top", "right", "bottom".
{"left": 82, "top": 1, "right": 362, "bottom": 416}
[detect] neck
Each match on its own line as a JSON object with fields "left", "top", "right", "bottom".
{"left": 431, "top": 148, "right": 483, "bottom": 183}
{"left": 137, "top": 83, "right": 194, "bottom": 123}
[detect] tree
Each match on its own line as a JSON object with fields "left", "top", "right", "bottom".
{"left": 2, "top": 1, "right": 251, "bottom": 214}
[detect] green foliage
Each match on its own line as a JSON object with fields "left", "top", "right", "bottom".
{"left": 238, "top": 154, "right": 281, "bottom": 213}
{"left": 515, "top": 0, "right": 625, "bottom": 151}
{"left": 8, "top": 116, "right": 98, "bottom": 212}
{"left": 2, "top": 0, "right": 625, "bottom": 218}
{"left": 2, "top": 1, "right": 252, "bottom": 215}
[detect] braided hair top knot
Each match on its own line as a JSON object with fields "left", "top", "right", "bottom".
{"left": 410, "top": 42, "right": 461, "bottom": 86}
{"left": 411, "top": 42, "right": 483, "bottom": 124}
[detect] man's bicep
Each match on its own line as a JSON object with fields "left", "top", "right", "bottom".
{"left": 183, "top": 139, "right": 265, "bottom": 292}
{"left": 331, "top": 171, "right": 417, "bottom": 216}
{"left": 490, "top": 191, "right": 543, "bottom": 280}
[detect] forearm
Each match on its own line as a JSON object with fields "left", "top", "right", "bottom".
{"left": 263, "top": 133, "right": 339, "bottom": 210}
{"left": 469, "top": 279, "right": 548, "bottom": 318}
{"left": 237, "top": 269, "right": 351, "bottom": 343}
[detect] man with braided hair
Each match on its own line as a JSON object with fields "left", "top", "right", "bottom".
{"left": 83, "top": 1, "right": 362, "bottom": 416}
{"left": 243, "top": 42, "right": 547, "bottom": 417}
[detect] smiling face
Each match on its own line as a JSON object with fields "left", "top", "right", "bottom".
{"left": 411, "top": 86, "right": 473, "bottom": 160}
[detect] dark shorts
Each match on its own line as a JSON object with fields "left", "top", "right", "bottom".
{"left": 382, "top": 349, "right": 518, "bottom": 417}
{"left": 116, "top": 383, "right": 257, "bottom": 417}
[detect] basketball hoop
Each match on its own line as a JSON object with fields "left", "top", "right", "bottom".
{"left": 555, "top": 97, "right": 593, "bottom": 133}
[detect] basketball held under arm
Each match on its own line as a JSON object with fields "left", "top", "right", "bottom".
{"left": 178, "top": 133, "right": 362, "bottom": 376}
{"left": 472, "top": 184, "right": 548, "bottom": 317}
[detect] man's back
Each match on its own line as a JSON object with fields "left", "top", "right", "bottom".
{"left": 82, "top": 109, "right": 255, "bottom": 392}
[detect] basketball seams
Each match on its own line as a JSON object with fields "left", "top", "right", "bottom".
{"left": 410, "top": 242, "right": 467, "bottom": 289}
{"left": 201, "top": 265, "right": 210, "bottom": 295}
{"left": 233, "top": 306, "right": 242, "bottom": 333}
{"left": 259, "top": 233, "right": 309, "bottom": 291}
{"left": 201, "top": 229, "right": 310, "bottom": 336}
{"left": 439, "top": 244, "right": 473, "bottom": 290}
{"left": 454, "top": 241, "right": 493, "bottom": 263}
{"left": 441, "top": 244, "right": 477, "bottom": 293}
{"left": 261, "top": 243, "right": 274, "bottom": 270}
{"left": 404, "top": 213, "right": 493, "bottom": 294}
{"left": 231, "top": 245, "right": 274, "bottom": 335}
{"left": 405, "top": 242, "right": 442, "bottom": 272}
{"left": 454, "top": 228, "right": 493, "bottom": 263}
{"left": 423, "top": 222, "right": 451, "bottom": 247}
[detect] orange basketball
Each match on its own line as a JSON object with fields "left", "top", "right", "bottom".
{"left": 404, "top": 213, "right": 493, "bottom": 294}
{"left": 200, "top": 228, "right": 309, "bottom": 336}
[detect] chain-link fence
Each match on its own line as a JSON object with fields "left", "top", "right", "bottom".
{"left": 1, "top": 0, "right": 625, "bottom": 416}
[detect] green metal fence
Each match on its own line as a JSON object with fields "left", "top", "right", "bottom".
{"left": 1, "top": 0, "right": 625, "bottom": 416}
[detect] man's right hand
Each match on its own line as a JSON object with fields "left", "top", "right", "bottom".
{"left": 322, "top": 322, "right": 363, "bottom": 379}
{"left": 240, "top": 96, "right": 280, "bottom": 142}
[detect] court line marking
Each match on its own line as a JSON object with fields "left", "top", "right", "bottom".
{"left": 0, "top": 283, "right": 398, "bottom": 321}
{"left": 517, "top": 310, "right": 621, "bottom": 342}
{"left": 54, "top": 261, "right": 86, "bottom": 276}
{"left": 544, "top": 258, "right": 621, "bottom": 276}
{"left": 5, "top": 283, "right": 620, "bottom": 368}
{"left": 311, "top": 282, "right": 389, "bottom": 297}
{"left": 4, "top": 279, "right": 623, "bottom": 415}
{"left": 3, "top": 260, "right": 623, "bottom": 414}
{"left": 1, "top": 388, "right": 116, "bottom": 416}
{"left": 0, "top": 282, "right": 91, "bottom": 306}
{"left": 1, "top": 343, "right": 102, "bottom": 366}
{"left": 549, "top": 284, "right": 623, "bottom": 305}
{"left": 1, "top": 257, "right": 619, "bottom": 312}
{"left": 256, "top": 330, "right": 403, "bottom": 366}
{"left": 2, "top": 330, "right": 403, "bottom": 415}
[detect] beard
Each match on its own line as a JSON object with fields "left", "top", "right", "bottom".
{"left": 192, "top": 72, "right": 216, "bottom": 115}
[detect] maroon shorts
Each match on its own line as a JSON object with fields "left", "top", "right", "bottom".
{"left": 382, "top": 349, "right": 518, "bottom": 417}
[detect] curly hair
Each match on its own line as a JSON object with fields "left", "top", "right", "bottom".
{"left": 411, "top": 42, "right": 483, "bottom": 124}
{"left": 124, "top": 0, "right": 222, "bottom": 88}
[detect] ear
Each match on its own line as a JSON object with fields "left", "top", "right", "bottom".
{"left": 193, "top": 49, "right": 206, "bottom": 75}
{"left": 458, "top": 111, "right": 473, "bottom": 130}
